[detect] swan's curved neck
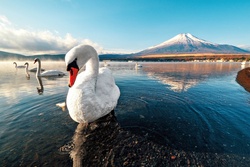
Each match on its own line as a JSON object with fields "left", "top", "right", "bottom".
{"left": 36, "top": 59, "right": 41, "bottom": 76}
{"left": 84, "top": 56, "right": 99, "bottom": 77}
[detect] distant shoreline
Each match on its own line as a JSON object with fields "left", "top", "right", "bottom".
{"left": 133, "top": 53, "right": 250, "bottom": 61}
{"left": 100, "top": 53, "right": 250, "bottom": 62}
{"left": 1, "top": 52, "right": 250, "bottom": 62}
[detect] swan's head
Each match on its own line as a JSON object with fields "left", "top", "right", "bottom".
{"left": 34, "top": 58, "right": 40, "bottom": 64}
{"left": 66, "top": 58, "right": 79, "bottom": 87}
{"left": 24, "top": 62, "right": 29, "bottom": 66}
{"left": 65, "top": 44, "right": 97, "bottom": 87}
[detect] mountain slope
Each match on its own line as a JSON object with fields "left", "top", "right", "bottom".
{"left": 137, "top": 33, "right": 250, "bottom": 55}
{"left": 0, "top": 51, "right": 27, "bottom": 60}
{"left": 0, "top": 50, "right": 130, "bottom": 61}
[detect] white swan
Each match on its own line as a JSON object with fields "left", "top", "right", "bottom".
{"left": 103, "top": 60, "right": 110, "bottom": 67}
{"left": 13, "top": 62, "right": 25, "bottom": 68}
{"left": 135, "top": 62, "right": 142, "bottom": 69}
{"left": 65, "top": 45, "right": 120, "bottom": 123}
{"left": 34, "top": 58, "right": 65, "bottom": 77}
{"left": 24, "top": 62, "right": 30, "bottom": 78}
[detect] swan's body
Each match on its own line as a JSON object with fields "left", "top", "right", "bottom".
{"left": 29, "top": 67, "right": 45, "bottom": 72}
{"left": 13, "top": 62, "right": 25, "bottom": 68}
{"left": 39, "top": 70, "right": 65, "bottom": 77}
{"left": 135, "top": 62, "right": 142, "bottom": 69}
{"left": 34, "top": 58, "right": 65, "bottom": 77}
{"left": 24, "top": 62, "right": 45, "bottom": 73}
{"left": 103, "top": 61, "right": 110, "bottom": 67}
{"left": 65, "top": 45, "right": 120, "bottom": 123}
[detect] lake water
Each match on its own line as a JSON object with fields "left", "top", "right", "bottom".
{"left": 0, "top": 61, "right": 250, "bottom": 166}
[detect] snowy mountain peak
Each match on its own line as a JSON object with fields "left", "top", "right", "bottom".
{"left": 149, "top": 33, "right": 214, "bottom": 49}
{"left": 137, "top": 33, "right": 250, "bottom": 55}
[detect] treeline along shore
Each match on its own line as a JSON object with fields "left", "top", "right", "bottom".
{"left": 132, "top": 53, "right": 250, "bottom": 62}
{"left": 99, "top": 53, "right": 250, "bottom": 62}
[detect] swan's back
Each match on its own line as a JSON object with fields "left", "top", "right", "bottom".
{"left": 96, "top": 67, "right": 120, "bottom": 108}
{"left": 85, "top": 67, "right": 120, "bottom": 121}
{"left": 41, "top": 70, "right": 65, "bottom": 77}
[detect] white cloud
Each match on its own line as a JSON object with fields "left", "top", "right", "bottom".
{"left": 238, "top": 45, "right": 250, "bottom": 51}
{"left": 0, "top": 15, "right": 104, "bottom": 55}
{"left": 100, "top": 48, "right": 139, "bottom": 54}
{"left": 0, "top": 15, "right": 11, "bottom": 26}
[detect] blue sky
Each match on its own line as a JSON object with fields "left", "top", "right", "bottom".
{"left": 0, "top": 0, "right": 249, "bottom": 55}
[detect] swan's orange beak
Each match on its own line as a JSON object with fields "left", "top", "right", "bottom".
{"left": 68, "top": 67, "right": 79, "bottom": 87}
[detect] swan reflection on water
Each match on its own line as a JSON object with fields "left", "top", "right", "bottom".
{"left": 36, "top": 76, "right": 44, "bottom": 95}
{"left": 35, "top": 74, "right": 66, "bottom": 95}
{"left": 24, "top": 62, "right": 30, "bottom": 80}
{"left": 58, "top": 111, "right": 250, "bottom": 166}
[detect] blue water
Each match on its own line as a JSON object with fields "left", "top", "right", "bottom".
{"left": 0, "top": 61, "right": 249, "bottom": 166}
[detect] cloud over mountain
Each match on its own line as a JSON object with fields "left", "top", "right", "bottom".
{"left": 0, "top": 15, "right": 103, "bottom": 55}
{"left": 238, "top": 45, "right": 250, "bottom": 51}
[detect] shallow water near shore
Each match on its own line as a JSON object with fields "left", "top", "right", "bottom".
{"left": 0, "top": 61, "right": 250, "bottom": 166}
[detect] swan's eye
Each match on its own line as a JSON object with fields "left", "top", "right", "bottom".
{"left": 67, "top": 58, "right": 79, "bottom": 71}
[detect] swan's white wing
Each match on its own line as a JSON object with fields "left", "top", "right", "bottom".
{"left": 96, "top": 67, "right": 120, "bottom": 112}
{"left": 67, "top": 79, "right": 98, "bottom": 123}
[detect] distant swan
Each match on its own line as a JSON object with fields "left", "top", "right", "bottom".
{"left": 103, "top": 60, "right": 110, "bottom": 67}
{"left": 65, "top": 44, "right": 120, "bottom": 123}
{"left": 13, "top": 62, "right": 25, "bottom": 68}
{"left": 24, "top": 62, "right": 45, "bottom": 72}
{"left": 135, "top": 62, "right": 142, "bottom": 69}
{"left": 34, "top": 58, "right": 65, "bottom": 77}
{"left": 24, "top": 62, "right": 30, "bottom": 79}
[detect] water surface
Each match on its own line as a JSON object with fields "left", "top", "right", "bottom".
{"left": 0, "top": 61, "right": 249, "bottom": 166}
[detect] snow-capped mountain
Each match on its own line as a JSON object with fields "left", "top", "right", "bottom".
{"left": 137, "top": 33, "right": 249, "bottom": 55}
